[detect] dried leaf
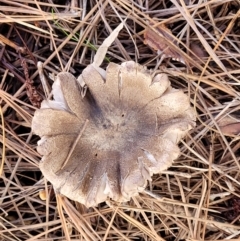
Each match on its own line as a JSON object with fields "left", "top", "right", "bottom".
{"left": 218, "top": 115, "right": 240, "bottom": 135}
{"left": 190, "top": 42, "right": 208, "bottom": 62}
{"left": 143, "top": 22, "right": 184, "bottom": 63}
{"left": 93, "top": 22, "right": 124, "bottom": 68}
{"left": 219, "top": 123, "right": 240, "bottom": 135}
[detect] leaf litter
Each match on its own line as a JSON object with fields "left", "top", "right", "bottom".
{"left": 0, "top": 0, "right": 240, "bottom": 240}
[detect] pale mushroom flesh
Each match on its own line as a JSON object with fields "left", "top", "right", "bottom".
{"left": 32, "top": 60, "right": 195, "bottom": 207}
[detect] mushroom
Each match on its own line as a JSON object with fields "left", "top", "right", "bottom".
{"left": 32, "top": 23, "right": 196, "bottom": 207}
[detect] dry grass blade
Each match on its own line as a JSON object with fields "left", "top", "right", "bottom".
{"left": 56, "top": 194, "right": 71, "bottom": 241}
{"left": 116, "top": 207, "right": 165, "bottom": 241}
{"left": 0, "top": 0, "right": 240, "bottom": 240}
{"left": 0, "top": 106, "right": 6, "bottom": 177}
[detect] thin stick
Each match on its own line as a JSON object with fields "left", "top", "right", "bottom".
{"left": 60, "top": 119, "right": 89, "bottom": 170}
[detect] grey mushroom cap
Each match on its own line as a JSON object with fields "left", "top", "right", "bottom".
{"left": 32, "top": 61, "right": 196, "bottom": 207}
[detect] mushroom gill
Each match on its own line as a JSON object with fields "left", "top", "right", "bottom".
{"left": 32, "top": 61, "right": 195, "bottom": 207}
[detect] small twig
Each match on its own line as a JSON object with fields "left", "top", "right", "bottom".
{"left": 0, "top": 34, "right": 26, "bottom": 53}
{"left": 60, "top": 119, "right": 89, "bottom": 170}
